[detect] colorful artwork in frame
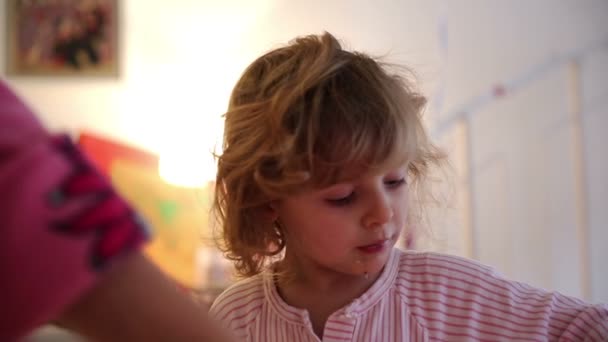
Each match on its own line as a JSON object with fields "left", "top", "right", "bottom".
{"left": 5, "top": 0, "right": 119, "bottom": 76}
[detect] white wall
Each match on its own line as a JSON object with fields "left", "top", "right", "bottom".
{"left": 1, "top": 0, "right": 606, "bottom": 303}
{"left": 436, "top": 1, "right": 608, "bottom": 303}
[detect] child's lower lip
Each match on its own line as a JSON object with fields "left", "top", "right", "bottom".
{"left": 357, "top": 241, "right": 386, "bottom": 254}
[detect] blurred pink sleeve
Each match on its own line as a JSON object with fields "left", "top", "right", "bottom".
{"left": 0, "top": 81, "right": 149, "bottom": 340}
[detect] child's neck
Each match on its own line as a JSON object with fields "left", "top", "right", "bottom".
{"left": 277, "top": 252, "right": 382, "bottom": 294}
{"left": 282, "top": 268, "right": 378, "bottom": 295}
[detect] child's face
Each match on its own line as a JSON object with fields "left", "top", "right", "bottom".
{"left": 273, "top": 164, "right": 409, "bottom": 279}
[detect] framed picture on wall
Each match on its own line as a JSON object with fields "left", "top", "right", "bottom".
{"left": 5, "top": 0, "right": 119, "bottom": 77}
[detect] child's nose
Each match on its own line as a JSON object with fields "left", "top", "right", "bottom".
{"left": 363, "top": 194, "right": 394, "bottom": 229}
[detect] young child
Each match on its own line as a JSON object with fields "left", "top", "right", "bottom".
{"left": 209, "top": 32, "right": 608, "bottom": 341}
{"left": 0, "top": 80, "right": 234, "bottom": 342}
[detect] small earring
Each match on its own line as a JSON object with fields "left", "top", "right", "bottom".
{"left": 364, "top": 272, "right": 369, "bottom": 280}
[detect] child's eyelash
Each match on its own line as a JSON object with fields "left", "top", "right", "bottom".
{"left": 326, "top": 193, "right": 355, "bottom": 206}
{"left": 326, "top": 179, "right": 404, "bottom": 206}
{"left": 386, "top": 178, "right": 406, "bottom": 188}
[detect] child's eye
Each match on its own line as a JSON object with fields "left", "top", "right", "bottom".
{"left": 385, "top": 178, "right": 406, "bottom": 188}
{"left": 326, "top": 193, "right": 355, "bottom": 206}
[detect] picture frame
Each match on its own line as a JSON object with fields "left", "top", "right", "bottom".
{"left": 5, "top": 0, "right": 119, "bottom": 77}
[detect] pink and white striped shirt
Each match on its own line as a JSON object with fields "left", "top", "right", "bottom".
{"left": 210, "top": 248, "right": 608, "bottom": 341}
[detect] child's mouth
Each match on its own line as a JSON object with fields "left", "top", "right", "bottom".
{"left": 357, "top": 240, "right": 387, "bottom": 254}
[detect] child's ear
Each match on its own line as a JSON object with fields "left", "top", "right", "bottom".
{"left": 260, "top": 202, "right": 279, "bottom": 222}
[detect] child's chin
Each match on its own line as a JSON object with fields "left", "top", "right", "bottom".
{"left": 359, "top": 253, "right": 391, "bottom": 275}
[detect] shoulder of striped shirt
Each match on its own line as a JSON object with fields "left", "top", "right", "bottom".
{"left": 393, "top": 249, "right": 552, "bottom": 305}
{"left": 209, "top": 274, "right": 266, "bottom": 327}
{"left": 395, "top": 249, "right": 497, "bottom": 280}
{"left": 392, "top": 250, "right": 509, "bottom": 308}
{"left": 393, "top": 250, "right": 608, "bottom": 339}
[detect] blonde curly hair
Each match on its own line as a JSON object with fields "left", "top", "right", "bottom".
{"left": 213, "top": 32, "right": 443, "bottom": 278}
